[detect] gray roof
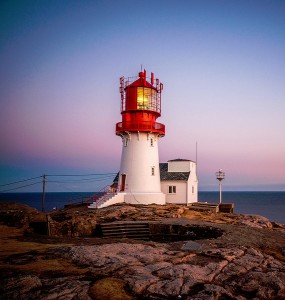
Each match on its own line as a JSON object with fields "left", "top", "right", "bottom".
{"left": 168, "top": 158, "right": 190, "bottom": 162}
{"left": 113, "top": 163, "right": 190, "bottom": 183}
{"left": 159, "top": 163, "right": 190, "bottom": 181}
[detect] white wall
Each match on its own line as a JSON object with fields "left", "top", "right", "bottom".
{"left": 161, "top": 181, "right": 187, "bottom": 204}
{"left": 161, "top": 160, "right": 198, "bottom": 204}
{"left": 187, "top": 161, "right": 198, "bottom": 203}
{"left": 168, "top": 160, "right": 193, "bottom": 172}
{"left": 118, "top": 132, "right": 166, "bottom": 205}
{"left": 125, "top": 193, "right": 165, "bottom": 205}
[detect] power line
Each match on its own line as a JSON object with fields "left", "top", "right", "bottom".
{"left": 46, "top": 175, "right": 116, "bottom": 184}
{"left": 0, "top": 181, "right": 42, "bottom": 193}
{"left": 45, "top": 173, "right": 117, "bottom": 177}
{"left": 0, "top": 176, "right": 43, "bottom": 187}
{"left": 0, "top": 172, "right": 117, "bottom": 193}
{"left": 0, "top": 173, "right": 116, "bottom": 186}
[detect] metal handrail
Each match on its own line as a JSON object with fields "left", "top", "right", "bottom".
{"left": 116, "top": 121, "right": 165, "bottom": 135}
{"left": 84, "top": 185, "right": 111, "bottom": 204}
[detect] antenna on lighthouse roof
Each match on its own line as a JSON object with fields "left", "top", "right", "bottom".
{"left": 140, "top": 64, "right": 143, "bottom": 72}
{"left": 196, "top": 141, "right": 198, "bottom": 165}
{"left": 196, "top": 141, "right": 198, "bottom": 180}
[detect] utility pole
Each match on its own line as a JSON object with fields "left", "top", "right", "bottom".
{"left": 41, "top": 174, "right": 46, "bottom": 212}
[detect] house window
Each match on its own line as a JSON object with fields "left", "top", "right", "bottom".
{"left": 151, "top": 167, "right": 155, "bottom": 176}
{"left": 168, "top": 186, "right": 176, "bottom": 194}
{"left": 150, "top": 138, "right": 154, "bottom": 147}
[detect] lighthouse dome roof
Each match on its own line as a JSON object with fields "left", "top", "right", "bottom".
{"left": 128, "top": 77, "right": 155, "bottom": 89}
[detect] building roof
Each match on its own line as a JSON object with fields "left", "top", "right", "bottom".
{"left": 159, "top": 163, "right": 190, "bottom": 181}
{"left": 113, "top": 172, "right": 119, "bottom": 183}
{"left": 168, "top": 158, "right": 196, "bottom": 162}
{"left": 113, "top": 162, "right": 191, "bottom": 183}
{"left": 128, "top": 77, "right": 155, "bottom": 89}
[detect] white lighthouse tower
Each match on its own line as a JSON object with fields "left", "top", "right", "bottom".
{"left": 116, "top": 70, "right": 166, "bottom": 205}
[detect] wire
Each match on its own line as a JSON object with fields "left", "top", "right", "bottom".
{"left": 0, "top": 172, "right": 116, "bottom": 193}
{"left": 46, "top": 173, "right": 117, "bottom": 177}
{"left": 0, "top": 176, "right": 43, "bottom": 187}
{"left": 46, "top": 175, "right": 115, "bottom": 183}
{"left": 0, "top": 181, "right": 42, "bottom": 193}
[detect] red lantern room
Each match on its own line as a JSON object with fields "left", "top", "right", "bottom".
{"left": 116, "top": 70, "right": 165, "bottom": 136}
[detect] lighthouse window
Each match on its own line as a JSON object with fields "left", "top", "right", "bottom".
{"left": 168, "top": 186, "right": 176, "bottom": 194}
{"left": 137, "top": 87, "right": 159, "bottom": 112}
{"left": 151, "top": 167, "right": 155, "bottom": 176}
{"left": 150, "top": 138, "right": 154, "bottom": 147}
{"left": 137, "top": 87, "right": 150, "bottom": 110}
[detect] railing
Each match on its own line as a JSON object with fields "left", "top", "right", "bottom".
{"left": 84, "top": 185, "right": 111, "bottom": 204}
{"left": 116, "top": 121, "right": 165, "bottom": 135}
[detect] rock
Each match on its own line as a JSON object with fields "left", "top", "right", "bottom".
{"left": 0, "top": 275, "right": 42, "bottom": 299}
{"left": 48, "top": 211, "right": 98, "bottom": 237}
{"left": 181, "top": 241, "right": 202, "bottom": 251}
{"left": 40, "top": 277, "right": 92, "bottom": 300}
{"left": 186, "top": 284, "right": 245, "bottom": 300}
{"left": 88, "top": 277, "right": 134, "bottom": 300}
{"left": 236, "top": 214, "right": 274, "bottom": 229}
{"left": 0, "top": 202, "right": 38, "bottom": 227}
{"left": 237, "top": 270, "right": 285, "bottom": 299}
{"left": 147, "top": 277, "right": 184, "bottom": 297}
{"left": 1, "top": 202, "right": 285, "bottom": 299}
{"left": 123, "top": 266, "right": 159, "bottom": 294}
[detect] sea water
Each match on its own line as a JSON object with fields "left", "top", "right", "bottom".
{"left": 0, "top": 192, "right": 102, "bottom": 212}
{"left": 199, "top": 191, "right": 285, "bottom": 224}
{"left": 0, "top": 191, "right": 284, "bottom": 224}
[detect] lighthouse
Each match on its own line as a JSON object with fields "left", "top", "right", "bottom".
{"left": 88, "top": 70, "right": 198, "bottom": 209}
{"left": 116, "top": 70, "right": 166, "bottom": 205}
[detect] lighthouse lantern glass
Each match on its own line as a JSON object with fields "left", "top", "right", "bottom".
{"left": 137, "top": 87, "right": 158, "bottom": 112}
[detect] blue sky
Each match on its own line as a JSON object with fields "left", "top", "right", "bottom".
{"left": 0, "top": 0, "right": 285, "bottom": 192}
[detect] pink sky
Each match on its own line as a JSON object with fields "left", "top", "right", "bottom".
{"left": 1, "top": 1, "right": 285, "bottom": 192}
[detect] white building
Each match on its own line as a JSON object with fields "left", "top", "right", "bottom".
{"left": 88, "top": 158, "right": 198, "bottom": 209}
{"left": 160, "top": 159, "right": 198, "bottom": 205}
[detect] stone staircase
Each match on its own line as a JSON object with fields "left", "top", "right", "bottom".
{"left": 88, "top": 192, "right": 123, "bottom": 209}
{"left": 188, "top": 202, "right": 234, "bottom": 213}
{"left": 189, "top": 202, "right": 219, "bottom": 212}
{"left": 100, "top": 222, "right": 150, "bottom": 240}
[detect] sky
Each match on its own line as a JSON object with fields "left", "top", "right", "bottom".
{"left": 0, "top": 0, "right": 285, "bottom": 192}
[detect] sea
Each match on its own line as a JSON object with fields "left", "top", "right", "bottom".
{"left": 0, "top": 191, "right": 284, "bottom": 224}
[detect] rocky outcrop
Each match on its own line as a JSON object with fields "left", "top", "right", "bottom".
{"left": 1, "top": 202, "right": 285, "bottom": 299}
{"left": 0, "top": 202, "right": 38, "bottom": 227}
{"left": 1, "top": 241, "right": 285, "bottom": 299}
{"left": 2, "top": 202, "right": 284, "bottom": 236}
{"left": 44, "top": 203, "right": 285, "bottom": 237}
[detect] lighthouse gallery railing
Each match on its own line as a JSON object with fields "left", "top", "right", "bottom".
{"left": 116, "top": 121, "right": 165, "bottom": 135}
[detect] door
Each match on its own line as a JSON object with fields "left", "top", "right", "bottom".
{"left": 120, "top": 174, "right": 126, "bottom": 192}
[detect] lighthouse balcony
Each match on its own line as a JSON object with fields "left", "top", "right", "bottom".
{"left": 116, "top": 121, "right": 165, "bottom": 135}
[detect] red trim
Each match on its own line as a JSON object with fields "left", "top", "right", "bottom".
{"left": 116, "top": 121, "right": 165, "bottom": 136}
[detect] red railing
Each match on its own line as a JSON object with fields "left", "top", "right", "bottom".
{"left": 116, "top": 121, "right": 165, "bottom": 135}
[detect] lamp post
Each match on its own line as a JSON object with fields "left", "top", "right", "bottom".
{"left": 216, "top": 169, "right": 225, "bottom": 204}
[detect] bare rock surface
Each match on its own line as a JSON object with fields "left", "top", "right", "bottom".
{"left": 51, "top": 242, "right": 284, "bottom": 299}
{"left": 1, "top": 203, "right": 285, "bottom": 299}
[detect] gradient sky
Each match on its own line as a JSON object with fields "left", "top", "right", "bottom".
{"left": 1, "top": 0, "right": 285, "bottom": 192}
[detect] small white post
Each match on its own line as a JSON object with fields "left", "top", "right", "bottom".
{"left": 219, "top": 180, "right": 222, "bottom": 204}
{"left": 216, "top": 169, "right": 225, "bottom": 204}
